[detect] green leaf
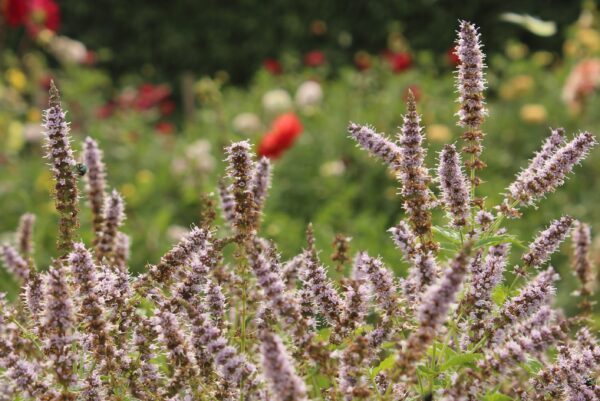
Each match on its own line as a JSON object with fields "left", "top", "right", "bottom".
{"left": 483, "top": 391, "right": 513, "bottom": 401}
{"left": 372, "top": 354, "right": 396, "bottom": 376}
{"left": 491, "top": 285, "right": 510, "bottom": 306}
{"left": 439, "top": 353, "right": 483, "bottom": 372}
{"left": 315, "top": 327, "right": 331, "bottom": 342}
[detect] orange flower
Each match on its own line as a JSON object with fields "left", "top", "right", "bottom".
{"left": 258, "top": 113, "right": 303, "bottom": 159}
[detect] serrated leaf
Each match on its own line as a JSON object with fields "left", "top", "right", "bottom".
{"left": 439, "top": 353, "right": 482, "bottom": 372}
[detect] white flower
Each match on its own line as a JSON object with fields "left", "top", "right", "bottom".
{"left": 295, "top": 81, "right": 323, "bottom": 109}
{"left": 232, "top": 112, "right": 261, "bottom": 135}
{"left": 262, "top": 89, "right": 293, "bottom": 115}
{"left": 48, "top": 36, "right": 87, "bottom": 65}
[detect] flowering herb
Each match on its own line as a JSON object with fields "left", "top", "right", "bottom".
{"left": 1, "top": 23, "right": 599, "bottom": 401}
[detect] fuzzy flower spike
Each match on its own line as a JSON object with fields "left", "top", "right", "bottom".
{"left": 43, "top": 81, "right": 80, "bottom": 257}
{"left": 438, "top": 144, "right": 471, "bottom": 227}
{"left": 82, "top": 137, "right": 107, "bottom": 247}
{"left": 456, "top": 20, "right": 487, "bottom": 191}
{"left": 397, "top": 91, "right": 435, "bottom": 249}
{"left": 348, "top": 123, "right": 402, "bottom": 171}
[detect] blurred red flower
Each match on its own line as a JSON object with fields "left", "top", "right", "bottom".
{"left": 155, "top": 121, "right": 175, "bottom": 135}
{"left": 263, "top": 58, "right": 282, "bottom": 75}
{"left": 96, "top": 102, "right": 116, "bottom": 119}
{"left": 304, "top": 51, "right": 325, "bottom": 67}
{"left": 3, "top": 0, "right": 59, "bottom": 35}
{"left": 354, "top": 51, "right": 372, "bottom": 71}
{"left": 134, "top": 83, "right": 171, "bottom": 110}
{"left": 385, "top": 51, "right": 412, "bottom": 73}
{"left": 447, "top": 46, "right": 461, "bottom": 67}
{"left": 3, "top": 0, "right": 28, "bottom": 26}
{"left": 258, "top": 113, "right": 303, "bottom": 159}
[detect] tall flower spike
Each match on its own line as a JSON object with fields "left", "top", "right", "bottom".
{"left": 251, "top": 156, "right": 272, "bottom": 215}
{"left": 43, "top": 81, "right": 80, "bottom": 257}
{"left": 571, "top": 221, "right": 596, "bottom": 315}
{"left": 389, "top": 221, "right": 438, "bottom": 297}
{"left": 456, "top": 20, "right": 487, "bottom": 188}
{"left": 348, "top": 123, "right": 402, "bottom": 171}
{"left": 464, "top": 243, "right": 510, "bottom": 341}
{"left": 438, "top": 144, "right": 471, "bottom": 227}
{"left": 16, "top": 213, "right": 35, "bottom": 265}
{"left": 397, "top": 91, "right": 435, "bottom": 245}
{"left": 225, "top": 140, "right": 257, "bottom": 235}
{"left": 300, "top": 224, "right": 344, "bottom": 326}
{"left": 218, "top": 179, "right": 236, "bottom": 228}
{"left": 96, "top": 189, "right": 125, "bottom": 263}
{"left": 145, "top": 226, "right": 209, "bottom": 286}
{"left": 113, "top": 232, "right": 130, "bottom": 272}
{"left": 83, "top": 137, "right": 107, "bottom": 246}
{"left": 508, "top": 128, "right": 566, "bottom": 200}
{"left": 354, "top": 252, "right": 400, "bottom": 321}
{"left": 68, "top": 243, "right": 114, "bottom": 363}
{"left": 1, "top": 244, "right": 30, "bottom": 283}
{"left": 522, "top": 216, "right": 573, "bottom": 268}
{"left": 41, "top": 263, "right": 77, "bottom": 391}
{"left": 397, "top": 243, "right": 472, "bottom": 378}
{"left": 508, "top": 131, "right": 597, "bottom": 205}
{"left": 260, "top": 330, "right": 308, "bottom": 401}
{"left": 492, "top": 267, "right": 558, "bottom": 340}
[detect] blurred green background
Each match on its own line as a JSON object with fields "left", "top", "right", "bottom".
{"left": 1, "top": 0, "right": 600, "bottom": 316}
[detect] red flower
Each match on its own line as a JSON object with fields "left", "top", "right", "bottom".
{"left": 447, "top": 46, "right": 461, "bottom": 67}
{"left": 96, "top": 102, "right": 116, "bottom": 119}
{"left": 134, "top": 84, "right": 171, "bottom": 110}
{"left": 3, "top": 0, "right": 59, "bottom": 35}
{"left": 354, "top": 51, "right": 371, "bottom": 71}
{"left": 385, "top": 51, "right": 412, "bottom": 73}
{"left": 263, "top": 58, "right": 282, "bottom": 75}
{"left": 3, "top": 0, "right": 28, "bottom": 26}
{"left": 304, "top": 51, "right": 325, "bottom": 67}
{"left": 258, "top": 113, "right": 303, "bottom": 159}
{"left": 155, "top": 121, "right": 175, "bottom": 135}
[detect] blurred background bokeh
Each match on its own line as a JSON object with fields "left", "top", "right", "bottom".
{"left": 1, "top": 0, "right": 600, "bottom": 315}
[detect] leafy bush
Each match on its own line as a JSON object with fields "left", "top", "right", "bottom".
{"left": 1, "top": 21, "right": 599, "bottom": 401}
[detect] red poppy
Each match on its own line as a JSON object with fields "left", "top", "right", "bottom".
{"left": 3, "top": 0, "right": 28, "bottom": 26}
{"left": 155, "top": 121, "right": 175, "bottom": 135}
{"left": 385, "top": 51, "right": 412, "bottom": 73}
{"left": 3, "top": 0, "right": 59, "bottom": 35}
{"left": 447, "top": 46, "right": 461, "bottom": 67}
{"left": 263, "top": 58, "right": 282, "bottom": 75}
{"left": 304, "top": 51, "right": 325, "bottom": 67}
{"left": 258, "top": 113, "right": 303, "bottom": 159}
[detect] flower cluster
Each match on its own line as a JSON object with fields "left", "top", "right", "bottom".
{"left": 1, "top": 23, "right": 599, "bottom": 401}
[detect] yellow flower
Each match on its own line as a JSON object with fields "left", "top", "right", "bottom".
{"left": 427, "top": 124, "right": 452, "bottom": 142}
{"left": 27, "top": 108, "right": 42, "bottom": 123}
{"left": 136, "top": 169, "right": 154, "bottom": 185}
{"left": 6, "top": 121, "right": 24, "bottom": 154}
{"left": 520, "top": 104, "right": 547, "bottom": 124}
{"left": 499, "top": 75, "right": 535, "bottom": 100}
{"left": 120, "top": 183, "right": 137, "bottom": 202}
{"left": 5, "top": 68, "right": 27, "bottom": 92}
{"left": 577, "top": 28, "right": 600, "bottom": 52}
{"left": 531, "top": 51, "right": 554, "bottom": 67}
